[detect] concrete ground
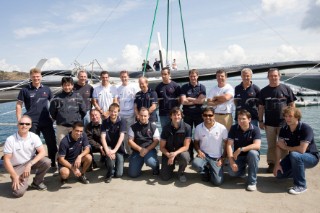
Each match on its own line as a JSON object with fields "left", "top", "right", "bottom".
{"left": 1, "top": 149, "right": 320, "bottom": 213}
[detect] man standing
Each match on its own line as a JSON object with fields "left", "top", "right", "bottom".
{"left": 155, "top": 67, "right": 181, "bottom": 128}
{"left": 134, "top": 77, "right": 158, "bottom": 123}
{"left": 259, "top": 68, "right": 297, "bottom": 173}
{"left": 273, "top": 107, "right": 319, "bottom": 195}
{"left": 128, "top": 107, "right": 160, "bottom": 178}
{"left": 192, "top": 107, "right": 228, "bottom": 186}
{"left": 234, "top": 68, "right": 260, "bottom": 126}
{"left": 207, "top": 69, "right": 234, "bottom": 131}
{"left": 117, "top": 70, "right": 139, "bottom": 154}
{"left": 16, "top": 68, "right": 57, "bottom": 168}
{"left": 92, "top": 71, "right": 117, "bottom": 119}
{"left": 160, "top": 107, "right": 191, "bottom": 182}
{"left": 73, "top": 70, "right": 94, "bottom": 126}
{"left": 58, "top": 121, "right": 92, "bottom": 184}
{"left": 226, "top": 110, "right": 261, "bottom": 191}
{"left": 49, "top": 77, "right": 86, "bottom": 146}
{"left": 3, "top": 115, "right": 51, "bottom": 197}
{"left": 101, "top": 103, "right": 126, "bottom": 183}
{"left": 85, "top": 109, "right": 105, "bottom": 168}
{"left": 180, "top": 69, "right": 206, "bottom": 160}
{"left": 153, "top": 58, "right": 161, "bottom": 71}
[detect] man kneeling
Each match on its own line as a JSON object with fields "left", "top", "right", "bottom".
{"left": 58, "top": 121, "right": 92, "bottom": 184}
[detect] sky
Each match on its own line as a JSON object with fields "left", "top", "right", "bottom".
{"left": 0, "top": 0, "right": 320, "bottom": 72}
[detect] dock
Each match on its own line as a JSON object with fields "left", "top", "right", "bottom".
{"left": 1, "top": 145, "right": 320, "bottom": 212}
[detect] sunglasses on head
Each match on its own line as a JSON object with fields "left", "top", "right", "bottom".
{"left": 203, "top": 114, "right": 214, "bottom": 117}
{"left": 19, "top": 123, "right": 31, "bottom": 126}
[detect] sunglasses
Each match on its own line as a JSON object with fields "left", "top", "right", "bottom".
{"left": 203, "top": 114, "right": 214, "bottom": 117}
{"left": 19, "top": 123, "right": 31, "bottom": 126}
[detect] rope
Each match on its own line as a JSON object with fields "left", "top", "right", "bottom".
{"left": 283, "top": 63, "right": 320, "bottom": 82}
{"left": 166, "top": 0, "right": 170, "bottom": 65}
{"left": 178, "top": 0, "right": 189, "bottom": 70}
{"left": 143, "top": 0, "right": 160, "bottom": 75}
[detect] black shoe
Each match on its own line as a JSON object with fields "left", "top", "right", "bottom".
{"left": 104, "top": 176, "right": 113, "bottom": 183}
{"left": 99, "top": 156, "right": 105, "bottom": 163}
{"left": 266, "top": 163, "right": 274, "bottom": 173}
{"left": 31, "top": 182, "right": 47, "bottom": 191}
{"left": 92, "top": 161, "right": 98, "bottom": 169}
{"left": 152, "top": 168, "right": 160, "bottom": 176}
{"left": 60, "top": 178, "right": 68, "bottom": 185}
{"left": 78, "top": 175, "right": 90, "bottom": 184}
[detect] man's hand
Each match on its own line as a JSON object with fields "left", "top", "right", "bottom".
{"left": 197, "top": 150, "right": 205, "bottom": 159}
{"left": 167, "top": 152, "right": 177, "bottom": 165}
{"left": 233, "top": 148, "right": 241, "bottom": 160}
{"left": 71, "top": 166, "right": 82, "bottom": 177}
{"left": 277, "top": 140, "right": 287, "bottom": 150}
{"left": 139, "top": 148, "right": 148, "bottom": 157}
{"left": 259, "top": 122, "right": 265, "bottom": 130}
{"left": 230, "top": 162, "right": 238, "bottom": 172}
{"left": 11, "top": 174, "right": 23, "bottom": 191}
{"left": 22, "top": 163, "right": 32, "bottom": 178}
{"left": 74, "top": 156, "right": 82, "bottom": 169}
{"left": 273, "top": 164, "right": 283, "bottom": 177}
{"left": 216, "top": 158, "right": 223, "bottom": 167}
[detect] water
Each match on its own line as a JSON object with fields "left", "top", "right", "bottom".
{"left": 1, "top": 73, "right": 320, "bottom": 155}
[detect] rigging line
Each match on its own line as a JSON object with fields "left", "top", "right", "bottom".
{"left": 283, "top": 62, "right": 320, "bottom": 82}
{"left": 0, "top": 107, "right": 24, "bottom": 116}
{"left": 166, "top": 0, "right": 169, "bottom": 65}
{"left": 143, "top": 0, "right": 160, "bottom": 75}
{"left": 73, "top": 0, "right": 123, "bottom": 62}
{"left": 178, "top": 0, "right": 189, "bottom": 70}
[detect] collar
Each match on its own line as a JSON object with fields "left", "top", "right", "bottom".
{"left": 237, "top": 123, "right": 254, "bottom": 132}
{"left": 29, "top": 83, "right": 43, "bottom": 89}
{"left": 189, "top": 82, "right": 200, "bottom": 87}
{"left": 107, "top": 116, "right": 121, "bottom": 124}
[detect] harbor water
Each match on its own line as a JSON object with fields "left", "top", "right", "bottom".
{"left": 1, "top": 73, "right": 319, "bottom": 155}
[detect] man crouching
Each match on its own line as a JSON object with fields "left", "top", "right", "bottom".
{"left": 58, "top": 121, "right": 92, "bottom": 184}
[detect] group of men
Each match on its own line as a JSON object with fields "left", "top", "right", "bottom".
{"left": 3, "top": 66, "right": 318, "bottom": 198}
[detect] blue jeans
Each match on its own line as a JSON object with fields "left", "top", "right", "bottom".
{"left": 159, "top": 115, "right": 171, "bottom": 129}
{"left": 128, "top": 149, "right": 159, "bottom": 178}
{"left": 105, "top": 152, "right": 124, "bottom": 178}
{"left": 192, "top": 155, "right": 224, "bottom": 186}
{"left": 276, "top": 151, "right": 319, "bottom": 187}
{"left": 228, "top": 150, "right": 260, "bottom": 185}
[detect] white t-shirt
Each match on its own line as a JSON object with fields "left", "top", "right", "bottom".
{"left": 93, "top": 84, "right": 117, "bottom": 112}
{"left": 208, "top": 83, "right": 234, "bottom": 114}
{"left": 194, "top": 122, "right": 228, "bottom": 158}
{"left": 117, "top": 83, "right": 139, "bottom": 116}
{"left": 3, "top": 132, "right": 43, "bottom": 166}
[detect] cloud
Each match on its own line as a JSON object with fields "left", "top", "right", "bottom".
{"left": 14, "top": 27, "right": 49, "bottom": 39}
{"left": 261, "top": 0, "right": 300, "bottom": 13}
{"left": 221, "top": 44, "right": 247, "bottom": 65}
{"left": 0, "top": 59, "right": 21, "bottom": 71}
{"left": 301, "top": 0, "right": 320, "bottom": 31}
{"left": 42, "top": 57, "right": 66, "bottom": 70}
{"left": 275, "top": 44, "right": 300, "bottom": 61}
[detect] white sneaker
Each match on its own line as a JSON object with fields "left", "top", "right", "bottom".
{"left": 288, "top": 186, "right": 307, "bottom": 195}
{"left": 247, "top": 184, "right": 257, "bottom": 191}
{"left": 179, "top": 174, "right": 187, "bottom": 183}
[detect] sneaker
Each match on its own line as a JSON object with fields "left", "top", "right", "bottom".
{"left": 246, "top": 184, "right": 257, "bottom": 191}
{"left": 179, "top": 174, "right": 187, "bottom": 183}
{"left": 78, "top": 175, "right": 90, "bottom": 184}
{"left": 266, "top": 163, "right": 274, "bottom": 173}
{"left": 92, "top": 160, "right": 98, "bottom": 169}
{"left": 104, "top": 176, "right": 113, "bottom": 183}
{"left": 288, "top": 186, "right": 307, "bottom": 195}
{"left": 152, "top": 168, "right": 160, "bottom": 176}
{"left": 31, "top": 182, "right": 47, "bottom": 191}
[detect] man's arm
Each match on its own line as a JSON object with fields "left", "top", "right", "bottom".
{"left": 258, "top": 104, "right": 265, "bottom": 129}
{"left": 192, "top": 94, "right": 206, "bottom": 105}
{"left": 134, "top": 103, "right": 139, "bottom": 119}
{"left": 86, "top": 126, "right": 102, "bottom": 150}
{"left": 148, "top": 103, "right": 157, "bottom": 114}
{"left": 180, "top": 95, "right": 193, "bottom": 105}
{"left": 273, "top": 139, "right": 284, "bottom": 176}
{"left": 111, "top": 132, "right": 125, "bottom": 153}
{"left": 288, "top": 101, "right": 295, "bottom": 108}
{"left": 277, "top": 140, "right": 309, "bottom": 154}
{"left": 226, "top": 139, "right": 238, "bottom": 172}
{"left": 194, "top": 139, "right": 205, "bottom": 159}
{"left": 16, "top": 101, "right": 23, "bottom": 121}
{"left": 92, "top": 98, "right": 104, "bottom": 115}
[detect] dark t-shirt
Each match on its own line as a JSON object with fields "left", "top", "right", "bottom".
{"left": 279, "top": 122, "right": 319, "bottom": 154}
{"left": 134, "top": 88, "right": 158, "bottom": 122}
{"left": 259, "top": 84, "right": 296, "bottom": 127}
{"left": 101, "top": 116, "right": 126, "bottom": 153}
{"left": 180, "top": 82, "right": 206, "bottom": 115}
{"left": 155, "top": 81, "right": 181, "bottom": 116}
{"left": 17, "top": 83, "right": 53, "bottom": 125}
{"left": 153, "top": 61, "right": 160, "bottom": 71}
{"left": 228, "top": 123, "right": 261, "bottom": 156}
{"left": 58, "top": 132, "right": 90, "bottom": 164}
{"left": 234, "top": 82, "right": 260, "bottom": 121}
{"left": 73, "top": 83, "right": 93, "bottom": 111}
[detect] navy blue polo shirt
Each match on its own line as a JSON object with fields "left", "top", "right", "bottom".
{"left": 101, "top": 116, "right": 126, "bottom": 153}
{"left": 73, "top": 83, "right": 93, "bottom": 111}
{"left": 228, "top": 123, "right": 261, "bottom": 156}
{"left": 279, "top": 122, "right": 319, "bottom": 154}
{"left": 155, "top": 81, "right": 181, "bottom": 116}
{"left": 259, "top": 84, "right": 296, "bottom": 127}
{"left": 180, "top": 82, "right": 206, "bottom": 115}
{"left": 161, "top": 121, "right": 192, "bottom": 152}
{"left": 134, "top": 88, "right": 158, "bottom": 122}
{"left": 17, "top": 83, "right": 52, "bottom": 124}
{"left": 234, "top": 82, "right": 260, "bottom": 121}
{"left": 58, "top": 132, "right": 90, "bottom": 164}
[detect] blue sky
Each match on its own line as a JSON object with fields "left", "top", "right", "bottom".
{"left": 0, "top": 0, "right": 319, "bottom": 72}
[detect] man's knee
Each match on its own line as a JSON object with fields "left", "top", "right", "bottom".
{"left": 60, "top": 167, "right": 70, "bottom": 179}
{"left": 83, "top": 154, "right": 92, "bottom": 163}
{"left": 128, "top": 167, "right": 141, "bottom": 178}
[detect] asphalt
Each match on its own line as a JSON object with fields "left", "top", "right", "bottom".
{"left": 1, "top": 147, "right": 320, "bottom": 213}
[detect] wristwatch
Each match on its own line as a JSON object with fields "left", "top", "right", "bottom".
{"left": 240, "top": 147, "right": 243, "bottom": 152}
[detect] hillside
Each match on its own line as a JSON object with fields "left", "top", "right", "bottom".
{"left": 0, "top": 71, "right": 29, "bottom": 81}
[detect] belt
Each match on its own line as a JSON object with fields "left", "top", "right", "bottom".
{"left": 215, "top": 113, "right": 231, "bottom": 115}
